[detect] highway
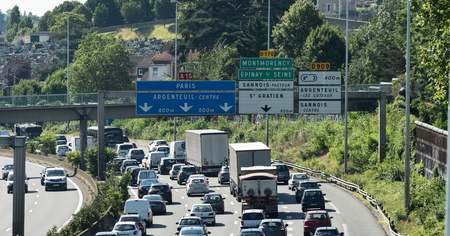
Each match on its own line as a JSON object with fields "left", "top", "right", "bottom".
{"left": 0, "top": 156, "right": 82, "bottom": 236}
{"left": 129, "top": 174, "right": 386, "bottom": 236}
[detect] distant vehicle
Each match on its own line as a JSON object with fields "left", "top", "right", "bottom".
{"left": 138, "top": 179, "right": 159, "bottom": 198}
{"left": 55, "top": 140, "right": 67, "bottom": 146}
{"left": 154, "top": 145, "right": 170, "bottom": 154}
{"left": 288, "top": 173, "right": 309, "bottom": 191}
{"left": 240, "top": 228, "right": 266, "bottom": 236}
{"left": 123, "top": 199, "right": 153, "bottom": 225}
{"left": 116, "top": 143, "right": 135, "bottom": 158}
{"left": 177, "top": 165, "right": 197, "bottom": 185}
{"left": 187, "top": 174, "right": 209, "bottom": 186}
{"left": 111, "top": 221, "right": 142, "bottom": 236}
{"left": 147, "top": 183, "right": 172, "bottom": 204}
{"left": 301, "top": 189, "right": 326, "bottom": 212}
{"left": 158, "top": 157, "right": 176, "bottom": 175}
{"left": 6, "top": 172, "right": 28, "bottom": 194}
{"left": 118, "top": 214, "right": 146, "bottom": 233}
{"left": 188, "top": 204, "right": 216, "bottom": 225}
{"left": 68, "top": 136, "right": 94, "bottom": 152}
{"left": 303, "top": 210, "right": 332, "bottom": 236}
{"left": 0, "top": 130, "right": 9, "bottom": 148}
{"left": 185, "top": 130, "right": 228, "bottom": 175}
{"left": 148, "top": 200, "right": 167, "bottom": 215}
{"left": 218, "top": 166, "right": 230, "bottom": 185}
{"left": 88, "top": 126, "right": 127, "bottom": 148}
{"left": 137, "top": 169, "right": 158, "bottom": 185}
{"left": 56, "top": 145, "right": 70, "bottom": 156}
{"left": 40, "top": 166, "right": 53, "bottom": 185}
{"left": 169, "top": 140, "right": 186, "bottom": 161}
{"left": 313, "top": 227, "right": 344, "bottom": 236}
{"left": 121, "top": 159, "right": 139, "bottom": 174}
{"left": 258, "top": 219, "right": 288, "bottom": 236}
{"left": 44, "top": 167, "right": 68, "bottom": 191}
{"left": 201, "top": 193, "right": 225, "bottom": 214}
{"left": 295, "top": 181, "right": 320, "bottom": 203}
{"left": 170, "top": 164, "right": 185, "bottom": 180}
{"left": 130, "top": 167, "right": 146, "bottom": 186}
{"left": 55, "top": 134, "right": 67, "bottom": 143}
{"left": 144, "top": 151, "right": 167, "bottom": 169}
{"left": 186, "top": 177, "right": 209, "bottom": 196}
{"left": 126, "top": 165, "right": 139, "bottom": 176}
{"left": 1, "top": 164, "right": 13, "bottom": 180}
{"left": 271, "top": 163, "right": 290, "bottom": 184}
{"left": 240, "top": 209, "right": 265, "bottom": 229}
{"left": 111, "top": 157, "right": 126, "bottom": 173}
{"left": 176, "top": 216, "right": 207, "bottom": 233}
{"left": 15, "top": 123, "right": 42, "bottom": 139}
{"left": 178, "top": 226, "right": 210, "bottom": 236}
{"left": 127, "top": 148, "right": 145, "bottom": 163}
{"left": 148, "top": 140, "right": 168, "bottom": 152}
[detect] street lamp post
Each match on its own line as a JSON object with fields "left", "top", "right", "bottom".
{"left": 265, "top": 0, "right": 271, "bottom": 147}
{"left": 65, "top": 13, "right": 70, "bottom": 103}
{"left": 172, "top": 0, "right": 178, "bottom": 141}
{"left": 343, "top": 0, "right": 349, "bottom": 174}
{"left": 404, "top": 0, "right": 411, "bottom": 212}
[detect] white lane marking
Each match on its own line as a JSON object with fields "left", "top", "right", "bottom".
{"left": 29, "top": 209, "right": 32, "bottom": 213}
{"left": 230, "top": 201, "right": 234, "bottom": 206}
{"left": 34, "top": 201, "right": 38, "bottom": 205}
{"left": 223, "top": 194, "right": 228, "bottom": 197}
{"left": 181, "top": 196, "right": 185, "bottom": 200}
{"left": 287, "top": 221, "right": 293, "bottom": 225}
{"left": 5, "top": 228, "right": 11, "bottom": 232}
{"left": 288, "top": 234, "right": 293, "bottom": 236}
{"left": 32, "top": 183, "right": 36, "bottom": 186}
{"left": 329, "top": 203, "right": 341, "bottom": 214}
{"left": 175, "top": 189, "right": 179, "bottom": 192}
{"left": 234, "top": 211, "right": 238, "bottom": 215}
{"left": 234, "top": 221, "right": 238, "bottom": 225}
{"left": 36, "top": 194, "right": 39, "bottom": 198}
{"left": 230, "top": 234, "right": 234, "bottom": 236}
{"left": 184, "top": 204, "right": 188, "bottom": 208}
{"left": 59, "top": 177, "right": 83, "bottom": 230}
{"left": 343, "top": 224, "right": 349, "bottom": 236}
{"left": 287, "top": 227, "right": 293, "bottom": 231}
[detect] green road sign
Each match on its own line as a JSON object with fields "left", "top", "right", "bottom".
{"left": 240, "top": 58, "right": 293, "bottom": 69}
{"left": 239, "top": 69, "right": 294, "bottom": 80}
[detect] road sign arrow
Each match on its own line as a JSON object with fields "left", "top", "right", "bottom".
{"left": 179, "top": 103, "right": 193, "bottom": 112}
{"left": 139, "top": 102, "right": 152, "bottom": 112}
{"left": 219, "top": 103, "right": 233, "bottom": 112}
{"left": 261, "top": 105, "right": 271, "bottom": 113}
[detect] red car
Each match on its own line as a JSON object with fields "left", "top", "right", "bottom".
{"left": 303, "top": 210, "right": 332, "bottom": 236}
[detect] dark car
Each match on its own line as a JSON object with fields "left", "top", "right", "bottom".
{"left": 303, "top": 210, "right": 332, "bottom": 236}
{"left": 120, "top": 159, "right": 139, "bottom": 174}
{"left": 130, "top": 167, "right": 147, "bottom": 186}
{"left": 148, "top": 200, "right": 167, "bottom": 215}
{"left": 296, "top": 181, "right": 321, "bottom": 203}
{"left": 110, "top": 157, "right": 126, "bottom": 173}
{"left": 258, "top": 219, "right": 288, "bottom": 236}
{"left": 271, "top": 163, "right": 290, "bottom": 184}
{"left": 177, "top": 165, "right": 196, "bottom": 185}
{"left": 2, "top": 164, "right": 14, "bottom": 180}
{"left": 158, "top": 157, "right": 176, "bottom": 175}
{"left": 301, "top": 189, "right": 326, "bottom": 212}
{"left": 201, "top": 193, "right": 225, "bottom": 214}
{"left": 218, "top": 166, "right": 229, "bottom": 185}
{"left": 147, "top": 183, "right": 172, "bottom": 204}
{"left": 138, "top": 179, "right": 159, "bottom": 198}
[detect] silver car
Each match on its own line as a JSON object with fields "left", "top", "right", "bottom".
{"left": 186, "top": 178, "right": 209, "bottom": 196}
{"left": 240, "top": 209, "right": 265, "bottom": 229}
{"left": 189, "top": 204, "right": 216, "bottom": 225}
{"left": 2, "top": 164, "right": 13, "bottom": 180}
{"left": 170, "top": 164, "right": 185, "bottom": 180}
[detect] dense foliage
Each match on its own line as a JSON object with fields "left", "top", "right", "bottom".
{"left": 42, "top": 69, "right": 67, "bottom": 94}
{"left": 11, "top": 79, "right": 41, "bottom": 96}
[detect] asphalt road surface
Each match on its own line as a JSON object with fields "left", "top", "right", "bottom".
{"left": 0, "top": 156, "right": 82, "bottom": 236}
{"left": 129, "top": 174, "right": 386, "bottom": 236}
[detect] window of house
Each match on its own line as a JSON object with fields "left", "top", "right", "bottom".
{"left": 152, "top": 67, "right": 158, "bottom": 77}
{"left": 138, "top": 68, "right": 144, "bottom": 76}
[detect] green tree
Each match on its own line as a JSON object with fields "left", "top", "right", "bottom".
{"left": 301, "top": 24, "right": 345, "bottom": 70}
{"left": 153, "top": 0, "right": 175, "bottom": 19}
{"left": 49, "top": 13, "right": 89, "bottom": 41}
{"left": 121, "top": 1, "right": 144, "bottom": 24}
{"left": 42, "top": 69, "right": 67, "bottom": 94}
{"left": 68, "top": 33, "right": 133, "bottom": 94}
{"left": 85, "top": 0, "right": 123, "bottom": 26}
{"left": 5, "top": 6, "right": 20, "bottom": 42}
{"left": 38, "top": 11, "right": 51, "bottom": 31}
{"left": 272, "top": 0, "right": 323, "bottom": 59}
{"left": 12, "top": 79, "right": 41, "bottom": 96}
{"left": 92, "top": 3, "right": 109, "bottom": 27}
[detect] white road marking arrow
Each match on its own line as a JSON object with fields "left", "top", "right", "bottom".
{"left": 219, "top": 102, "right": 233, "bottom": 112}
{"left": 139, "top": 102, "right": 152, "bottom": 112}
{"left": 179, "top": 103, "right": 193, "bottom": 112}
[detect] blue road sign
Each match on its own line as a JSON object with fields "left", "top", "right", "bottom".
{"left": 136, "top": 81, "right": 236, "bottom": 116}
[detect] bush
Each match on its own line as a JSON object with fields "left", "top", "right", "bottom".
{"left": 67, "top": 151, "right": 81, "bottom": 167}
{"left": 86, "top": 147, "right": 117, "bottom": 176}
{"left": 37, "top": 131, "right": 56, "bottom": 155}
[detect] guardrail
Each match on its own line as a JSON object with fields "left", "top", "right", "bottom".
{"left": 280, "top": 161, "right": 402, "bottom": 236}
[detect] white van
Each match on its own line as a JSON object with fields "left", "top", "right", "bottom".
{"left": 69, "top": 136, "right": 94, "bottom": 151}
{"left": 169, "top": 141, "right": 186, "bottom": 160}
{"left": 144, "top": 151, "right": 167, "bottom": 169}
{"left": 123, "top": 199, "right": 153, "bottom": 226}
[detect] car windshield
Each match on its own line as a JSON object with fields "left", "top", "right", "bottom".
{"left": 204, "top": 195, "right": 221, "bottom": 202}
{"left": 46, "top": 169, "right": 65, "bottom": 177}
{"left": 4, "top": 165, "right": 13, "bottom": 170}
{"left": 261, "top": 221, "right": 282, "bottom": 229}
{"left": 157, "top": 147, "right": 169, "bottom": 152}
{"left": 124, "top": 160, "right": 138, "bottom": 166}
{"left": 132, "top": 150, "right": 144, "bottom": 155}
{"left": 149, "top": 201, "right": 163, "bottom": 207}
{"left": 241, "top": 232, "right": 263, "bottom": 236}
{"left": 121, "top": 216, "right": 139, "bottom": 222}
{"left": 304, "top": 191, "right": 323, "bottom": 199}
{"left": 156, "top": 141, "right": 167, "bottom": 146}
{"left": 140, "top": 179, "right": 158, "bottom": 186}
{"left": 181, "top": 229, "right": 204, "bottom": 235}
{"left": 293, "top": 174, "right": 308, "bottom": 180}
{"left": 307, "top": 213, "right": 329, "bottom": 220}
{"left": 243, "top": 213, "right": 264, "bottom": 220}
{"left": 192, "top": 179, "right": 205, "bottom": 184}
{"left": 301, "top": 182, "right": 319, "bottom": 188}
{"left": 114, "top": 224, "right": 135, "bottom": 231}
{"left": 180, "top": 219, "right": 202, "bottom": 225}
{"left": 315, "top": 229, "right": 339, "bottom": 236}
{"left": 139, "top": 171, "right": 157, "bottom": 179}
{"left": 144, "top": 195, "right": 163, "bottom": 201}
{"left": 151, "top": 185, "right": 169, "bottom": 191}
{"left": 120, "top": 144, "right": 133, "bottom": 150}
{"left": 275, "top": 165, "right": 288, "bottom": 171}
{"left": 192, "top": 205, "right": 212, "bottom": 212}
{"left": 173, "top": 165, "right": 183, "bottom": 171}
{"left": 182, "top": 167, "right": 196, "bottom": 173}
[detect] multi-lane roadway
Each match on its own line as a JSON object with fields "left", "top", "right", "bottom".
{"left": 0, "top": 156, "right": 82, "bottom": 236}
{"left": 129, "top": 173, "right": 386, "bottom": 236}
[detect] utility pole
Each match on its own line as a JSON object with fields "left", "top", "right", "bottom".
{"left": 404, "top": 0, "right": 411, "bottom": 211}
{"left": 66, "top": 14, "right": 70, "bottom": 103}
{"left": 172, "top": 0, "right": 178, "bottom": 141}
{"left": 265, "top": 0, "right": 271, "bottom": 147}
{"left": 343, "top": 0, "right": 349, "bottom": 174}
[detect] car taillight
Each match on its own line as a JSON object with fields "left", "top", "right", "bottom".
{"left": 304, "top": 220, "right": 312, "bottom": 227}
{"left": 240, "top": 220, "right": 244, "bottom": 227}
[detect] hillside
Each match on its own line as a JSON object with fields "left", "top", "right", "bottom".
{"left": 95, "top": 19, "right": 176, "bottom": 41}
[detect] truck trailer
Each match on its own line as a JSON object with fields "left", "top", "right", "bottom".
{"left": 185, "top": 130, "right": 228, "bottom": 175}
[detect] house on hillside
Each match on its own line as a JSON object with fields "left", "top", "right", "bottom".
{"left": 20, "top": 32, "right": 51, "bottom": 44}
{"left": 132, "top": 52, "right": 173, "bottom": 81}
{"left": 316, "top": 0, "right": 357, "bottom": 18}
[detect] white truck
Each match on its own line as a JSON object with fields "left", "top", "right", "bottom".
{"left": 228, "top": 142, "right": 278, "bottom": 217}
{"left": 169, "top": 140, "right": 186, "bottom": 161}
{"left": 185, "top": 130, "right": 228, "bottom": 175}
{"left": 69, "top": 136, "right": 94, "bottom": 152}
